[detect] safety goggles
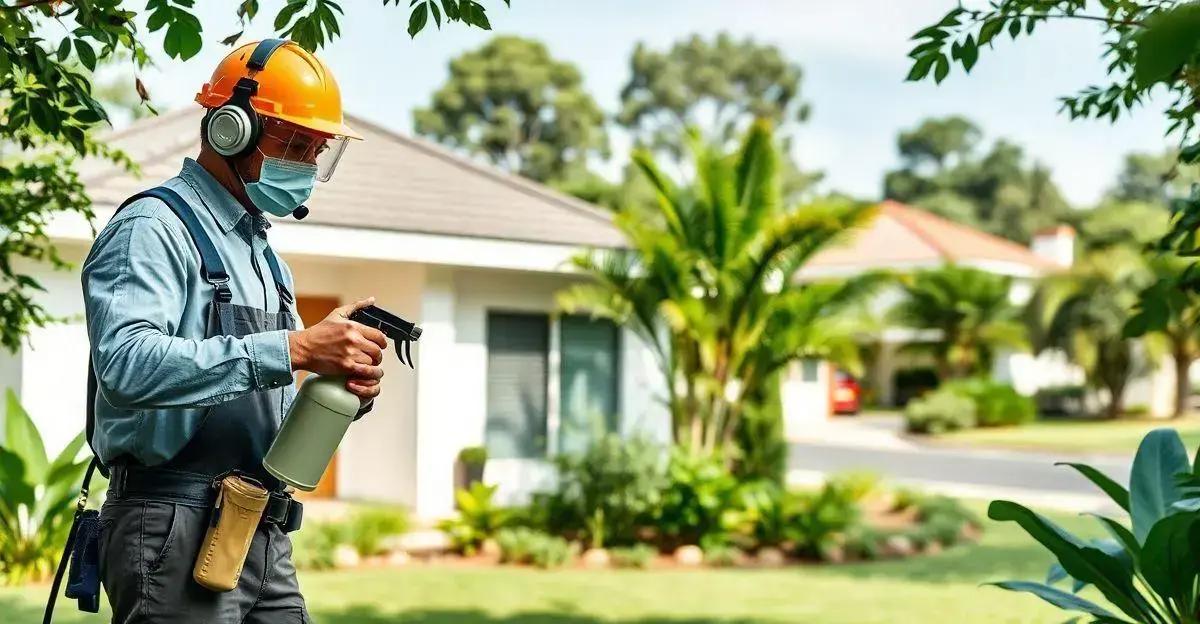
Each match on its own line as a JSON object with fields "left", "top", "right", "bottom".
{"left": 258, "top": 117, "right": 349, "bottom": 183}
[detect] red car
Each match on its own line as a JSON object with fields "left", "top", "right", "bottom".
{"left": 832, "top": 370, "right": 861, "bottom": 415}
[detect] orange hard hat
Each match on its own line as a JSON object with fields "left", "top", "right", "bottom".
{"left": 195, "top": 40, "right": 361, "bottom": 140}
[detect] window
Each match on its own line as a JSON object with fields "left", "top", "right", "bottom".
{"left": 485, "top": 312, "right": 549, "bottom": 459}
{"left": 558, "top": 315, "right": 620, "bottom": 456}
{"left": 801, "top": 359, "right": 820, "bottom": 382}
{"left": 484, "top": 312, "right": 622, "bottom": 460}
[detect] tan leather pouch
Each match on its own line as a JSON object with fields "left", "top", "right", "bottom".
{"left": 192, "top": 474, "right": 268, "bottom": 592}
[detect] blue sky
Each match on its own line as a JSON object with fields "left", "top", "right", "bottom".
{"left": 126, "top": 0, "right": 1176, "bottom": 206}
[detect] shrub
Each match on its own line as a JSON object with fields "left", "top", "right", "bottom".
{"left": 904, "top": 388, "right": 977, "bottom": 434}
{"left": 943, "top": 378, "right": 1035, "bottom": 427}
{"left": 438, "top": 483, "right": 512, "bottom": 555}
{"left": 495, "top": 527, "right": 573, "bottom": 569}
{"left": 610, "top": 544, "right": 656, "bottom": 569}
{"left": 0, "top": 390, "right": 92, "bottom": 585}
{"left": 789, "top": 475, "right": 869, "bottom": 559}
{"left": 457, "top": 446, "right": 488, "bottom": 467}
{"left": 346, "top": 507, "right": 410, "bottom": 557}
{"left": 722, "top": 479, "right": 792, "bottom": 549}
{"left": 703, "top": 544, "right": 743, "bottom": 567}
{"left": 291, "top": 522, "right": 346, "bottom": 570}
{"left": 543, "top": 434, "right": 665, "bottom": 548}
{"left": 656, "top": 448, "right": 738, "bottom": 548}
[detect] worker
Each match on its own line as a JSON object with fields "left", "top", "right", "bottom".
{"left": 81, "top": 40, "right": 379, "bottom": 623}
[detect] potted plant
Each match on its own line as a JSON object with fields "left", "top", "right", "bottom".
{"left": 455, "top": 446, "right": 488, "bottom": 491}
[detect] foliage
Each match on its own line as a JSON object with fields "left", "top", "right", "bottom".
{"left": 0, "top": 389, "right": 90, "bottom": 584}
{"left": 541, "top": 434, "right": 664, "bottom": 548}
{"left": 656, "top": 448, "right": 738, "bottom": 548}
{"left": 609, "top": 544, "right": 657, "bottom": 569}
{"left": 0, "top": 1, "right": 507, "bottom": 352}
{"left": 494, "top": 527, "right": 573, "bottom": 569}
{"left": 884, "top": 116, "right": 1070, "bottom": 243}
{"left": 904, "top": 387, "right": 978, "bottom": 434}
{"left": 721, "top": 479, "right": 793, "bottom": 549}
{"left": 941, "top": 378, "right": 1037, "bottom": 428}
{"left": 988, "top": 428, "right": 1200, "bottom": 623}
{"left": 413, "top": 35, "right": 607, "bottom": 183}
{"left": 457, "top": 446, "right": 488, "bottom": 467}
{"left": 789, "top": 473, "right": 875, "bottom": 560}
{"left": 560, "top": 121, "right": 881, "bottom": 459}
{"left": 890, "top": 265, "right": 1026, "bottom": 380}
{"left": 731, "top": 370, "right": 787, "bottom": 483}
{"left": 616, "top": 33, "right": 820, "bottom": 202}
{"left": 437, "top": 483, "right": 512, "bottom": 556}
{"left": 703, "top": 544, "right": 743, "bottom": 567}
{"left": 346, "top": 507, "right": 409, "bottom": 558}
{"left": 1125, "top": 254, "right": 1200, "bottom": 418}
{"left": 291, "top": 521, "right": 346, "bottom": 571}
{"left": 1109, "top": 150, "right": 1200, "bottom": 205}
{"left": 1032, "top": 247, "right": 1157, "bottom": 419}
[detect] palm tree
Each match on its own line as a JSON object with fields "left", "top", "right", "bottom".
{"left": 558, "top": 120, "right": 880, "bottom": 460}
{"left": 1032, "top": 248, "right": 1157, "bottom": 419}
{"left": 1124, "top": 254, "right": 1200, "bottom": 418}
{"left": 888, "top": 265, "right": 1027, "bottom": 380}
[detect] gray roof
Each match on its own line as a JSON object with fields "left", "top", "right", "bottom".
{"left": 80, "top": 108, "right": 624, "bottom": 248}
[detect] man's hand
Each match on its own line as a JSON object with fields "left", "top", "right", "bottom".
{"left": 288, "top": 297, "right": 387, "bottom": 400}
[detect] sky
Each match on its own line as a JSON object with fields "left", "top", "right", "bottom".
{"left": 117, "top": 0, "right": 1178, "bottom": 207}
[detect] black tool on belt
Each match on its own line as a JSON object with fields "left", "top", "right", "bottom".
{"left": 349, "top": 304, "right": 422, "bottom": 367}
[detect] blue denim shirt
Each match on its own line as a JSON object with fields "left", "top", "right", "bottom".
{"left": 82, "top": 158, "right": 298, "bottom": 465}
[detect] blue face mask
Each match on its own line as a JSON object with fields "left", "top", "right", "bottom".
{"left": 245, "top": 157, "right": 318, "bottom": 217}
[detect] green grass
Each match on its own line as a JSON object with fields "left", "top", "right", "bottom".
{"left": 9, "top": 504, "right": 1105, "bottom": 623}
{"left": 935, "top": 417, "right": 1200, "bottom": 454}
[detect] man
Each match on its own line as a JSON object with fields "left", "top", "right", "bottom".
{"left": 82, "top": 40, "right": 378, "bottom": 623}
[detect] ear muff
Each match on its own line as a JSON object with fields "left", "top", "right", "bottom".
{"left": 202, "top": 39, "right": 290, "bottom": 158}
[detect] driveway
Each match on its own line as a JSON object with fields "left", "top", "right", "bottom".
{"left": 787, "top": 414, "right": 1132, "bottom": 512}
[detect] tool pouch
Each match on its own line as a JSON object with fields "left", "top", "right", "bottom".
{"left": 192, "top": 474, "right": 268, "bottom": 592}
{"left": 64, "top": 509, "right": 101, "bottom": 613}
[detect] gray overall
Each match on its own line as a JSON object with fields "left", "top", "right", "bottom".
{"left": 96, "top": 187, "right": 311, "bottom": 623}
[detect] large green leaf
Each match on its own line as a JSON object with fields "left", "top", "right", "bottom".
{"left": 989, "top": 501, "right": 1153, "bottom": 621}
{"left": 1087, "top": 514, "right": 1141, "bottom": 564}
{"left": 1140, "top": 511, "right": 1199, "bottom": 607}
{"left": 989, "top": 581, "right": 1124, "bottom": 620}
{"left": 3, "top": 389, "right": 48, "bottom": 483}
{"left": 1129, "top": 429, "right": 1190, "bottom": 543}
{"left": 1057, "top": 462, "right": 1129, "bottom": 512}
{"left": 1134, "top": 2, "right": 1200, "bottom": 88}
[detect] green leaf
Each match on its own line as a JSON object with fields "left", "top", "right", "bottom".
{"left": 1008, "top": 18, "right": 1021, "bottom": 39}
{"left": 1134, "top": 2, "right": 1200, "bottom": 88}
{"left": 960, "top": 34, "right": 978, "bottom": 72}
{"left": 1088, "top": 515, "right": 1141, "bottom": 562}
{"left": 408, "top": 1, "right": 429, "bottom": 37}
{"left": 1130, "top": 429, "right": 1190, "bottom": 543}
{"left": 978, "top": 17, "right": 1005, "bottom": 47}
{"left": 906, "top": 54, "right": 937, "bottom": 81}
{"left": 1056, "top": 463, "right": 1130, "bottom": 511}
{"left": 1140, "top": 511, "right": 1199, "bottom": 603}
{"left": 4, "top": 389, "right": 48, "bottom": 484}
{"left": 55, "top": 38, "right": 71, "bottom": 62}
{"left": 1181, "top": 142, "right": 1200, "bottom": 164}
{"left": 167, "top": 21, "right": 203, "bottom": 60}
{"left": 989, "top": 500, "right": 1152, "bottom": 621}
{"left": 989, "top": 581, "right": 1120, "bottom": 619}
{"left": 441, "top": 0, "right": 460, "bottom": 20}
{"left": 274, "top": 1, "right": 306, "bottom": 30}
{"left": 74, "top": 39, "right": 96, "bottom": 72}
{"left": 933, "top": 54, "right": 950, "bottom": 83}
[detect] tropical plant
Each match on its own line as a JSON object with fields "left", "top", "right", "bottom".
{"left": 610, "top": 544, "right": 657, "bottom": 569}
{"left": 889, "top": 265, "right": 1027, "bottom": 380}
{"left": 0, "top": 390, "right": 91, "bottom": 584}
{"left": 494, "top": 527, "right": 573, "bottom": 569}
{"left": 656, "top": 448, "right": 738, "bottom": 548}
{"left": 988, "top": 428, "right": 1200, "bottom": 623}
{"left": 941, "top": 378, "right": 1037, "bottom": 428}
{"left": 541, "top": 434, "right": 665, "bottom": 548}
{"left": 345, "top": 507, "right": 410, "bottom": 558}
{"left": 789, "top": 473, "right": 874, "bottom": 560}
{"left": 437, "top": 482, "right": 512, "bottom": 556}
{"left": 559, "top": 120, "right": 882, "bottom": 460}
{"left": 1125, "top": 254, "right": 1200, "bottom": 418}
{"left": 291, "top": 521, "right": 345, "bottom": 571}
{"left": 1032, "top": 248, "right": 1157, "bottom": 419}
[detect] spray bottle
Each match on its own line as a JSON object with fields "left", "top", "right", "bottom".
{"left": 263, "top": 305, "right": 421, "bottom": 491}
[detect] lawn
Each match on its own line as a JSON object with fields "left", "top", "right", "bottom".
{"left": 10, "top": 504, "right": 1103, "bottom": 624}
{"left": 936, "top": 417, "right": 1200, "bottom": 454}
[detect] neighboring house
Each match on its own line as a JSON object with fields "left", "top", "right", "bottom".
{"left": 0, "top": 111, "right": 1177, "bottom": 520}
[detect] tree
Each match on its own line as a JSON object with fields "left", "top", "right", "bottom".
{"left": 887, "top": 265, "right": 1027, "bottom": 380}
{"left": 1109, "top": 150, "right": 1200, "bottom": 204}
{"left": 884, "top": 116, "right": 1071, "bottom": 243}
{"left": 413, "top": 36, "right": 608, "bottom": 183}
{"left": 1033, "top": 247, "right": 1156, "bottom": 419}
{"left": 617, "top": 33, "right": 820, "bottom": 202}
{"left": 558, "top": 121, "right": 881, "bottom": 468}
{"left": 0, "top": 0, "right": 509, "bottom": 353}
{"left": 1126, "top": 256, "right": 1200, "bottom": 418}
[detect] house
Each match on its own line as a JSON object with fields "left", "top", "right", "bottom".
{"left": 1, "top": 110, "right": 1178, "bottom": 520}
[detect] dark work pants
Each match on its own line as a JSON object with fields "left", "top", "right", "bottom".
{"left": 99, "top": 499, "right": 310, "bottom": 623}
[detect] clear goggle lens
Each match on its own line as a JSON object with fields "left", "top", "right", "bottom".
{"left": 315, "top": 137, "right": 348, "bottom": 183}
{"left": 259, "top": 118, "right": 350, "bottom": 183}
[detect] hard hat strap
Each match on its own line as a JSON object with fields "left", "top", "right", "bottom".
{"left": 246, "top": 38, "right": 289, "bottom": 71}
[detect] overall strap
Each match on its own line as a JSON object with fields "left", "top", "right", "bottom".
{"left": 262, "top": 246, "right": 294, "bottom": 304}
{"left": 116, "top": 187, "right": 230, "bottom": 289}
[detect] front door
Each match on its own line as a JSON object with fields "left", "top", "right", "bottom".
{"left": 295, "top": 294, "right": 342, "bottom": 499}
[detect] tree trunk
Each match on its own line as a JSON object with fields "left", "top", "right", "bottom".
{"left": 1104, "top": 380, "right": 1126, "bottom": 420}
{"left": 1173, "top": 350, "right": 1192, "bottom": 419}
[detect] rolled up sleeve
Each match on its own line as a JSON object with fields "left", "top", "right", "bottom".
{"left": 83, "top": 211, "right": 292, "bottom": 410}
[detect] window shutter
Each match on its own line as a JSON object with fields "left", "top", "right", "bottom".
{"left": 485, "top": 312, "right": 549, "bottom": 459}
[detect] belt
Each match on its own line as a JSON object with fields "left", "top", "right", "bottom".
{"left": 108, "top": 464, "right": 303, "bottom": 533}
